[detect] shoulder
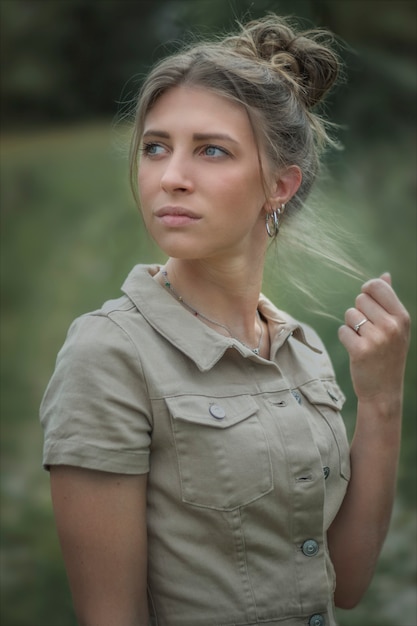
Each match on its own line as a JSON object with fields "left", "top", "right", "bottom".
{"left": 61, "top": 298, "right": 137, "bottom": 359}
{"left": 61, "top": 276, "right": 154, "bottom": 364}
{"left": 48, "top": 294, "right": 153, "bottom": 399}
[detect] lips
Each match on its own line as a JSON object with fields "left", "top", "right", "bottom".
{"left": 154, "top": 206, "right": 201, "bottom": 226}
{"left": 155, "top": 206, "right": 200, "bottom": 219}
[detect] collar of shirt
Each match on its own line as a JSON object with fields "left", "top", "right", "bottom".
{"left": 121, "top": 265, "right": 321, "bottom": 372}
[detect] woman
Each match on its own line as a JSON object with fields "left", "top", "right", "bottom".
{"left": 40, "top": 14, "right": 410, "bottom": 626}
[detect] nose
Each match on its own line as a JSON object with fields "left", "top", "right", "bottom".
{"left": 160, "top": 153, "right": 194, "bottom": 194}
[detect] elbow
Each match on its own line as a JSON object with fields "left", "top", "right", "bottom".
{"left": 332, "top": 558, "right": 376, "bottom": 610}
{"left": 335, "top": 595, "right": 362, "bottom": 611}
{"left": 334, "top": 584, "right": 368, "bottom": 610}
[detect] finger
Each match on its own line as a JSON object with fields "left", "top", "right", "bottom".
{"left": 344, "top": 307, "right": 373, "bottom": 336}
{"left": 338, "top": 321, "right": 363, "bottom": 350}
{"left": 380, "top": 272, "right": 392, "bottom": 286}
{"left": 361, "top": 276, "right": 406, "bottom": 317}
{"left": 355, "top": 292, "right": 390, "bottom": 327}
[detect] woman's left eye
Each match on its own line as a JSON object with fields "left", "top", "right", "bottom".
{"left": 202, "top": 145, "right": 229, "bottom": 158}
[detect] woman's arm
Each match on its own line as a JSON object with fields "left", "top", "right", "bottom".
{"left": 50, "top": 466, "right": 148, "bottom": 626}
{"left": 327, "top": 273, "right": 410, "bottom": 609}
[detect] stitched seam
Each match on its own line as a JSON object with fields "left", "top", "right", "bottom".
{"left": 232, "top": 508, "right": 258, "bottom": 622}
{"left": 101, "top": 309, "right": 153, "bottom": 424}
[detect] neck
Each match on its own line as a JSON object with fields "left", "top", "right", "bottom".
{"left": 162, "top": 256, "right": 266, "bottom": 344}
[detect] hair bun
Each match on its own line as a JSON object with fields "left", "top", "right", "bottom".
{"left": 230, "top": 15, "right": 340, "bottom": 109}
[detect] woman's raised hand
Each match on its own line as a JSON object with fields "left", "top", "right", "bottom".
{"left": 338, "top": 273, "right": 410, "bottom": 406}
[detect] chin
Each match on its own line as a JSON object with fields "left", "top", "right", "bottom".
{"left": 160, "top": 248, "right": 208, "bottom": 261}
{"left": 152, "top": 234, "right": 211, "bottom": 260}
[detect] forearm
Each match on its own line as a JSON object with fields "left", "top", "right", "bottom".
{"left": 76, "top": 603, "right": 148, "bottom": 626}
{"left": 328, "top": 395, "right": 402, "bottom": 609}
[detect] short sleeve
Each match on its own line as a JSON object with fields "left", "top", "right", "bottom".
{"left": 40, "top": 312, "right": 152, "bottom": 474}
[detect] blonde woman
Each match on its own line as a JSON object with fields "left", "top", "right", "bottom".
{"left": 40, "top": 15, "right": 410, "bottom": 626}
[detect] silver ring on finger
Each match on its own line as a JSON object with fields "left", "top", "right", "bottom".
{"left": 353, "top": 317, "right": 369, "bottom": 334}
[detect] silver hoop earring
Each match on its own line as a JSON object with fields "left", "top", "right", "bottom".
{"left": 265, "top": 205, "right": 284, "bottom": 238}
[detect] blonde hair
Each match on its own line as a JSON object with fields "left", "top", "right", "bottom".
{"left": 128, "top": 14, "right": 363, "bottom": 308}
{"left": 130, "top": 15, "right": 340, "bottom": 218}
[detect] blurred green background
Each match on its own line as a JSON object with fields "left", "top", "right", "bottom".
{"left": 1, "top": 1, "right": 415, "bottom": 625}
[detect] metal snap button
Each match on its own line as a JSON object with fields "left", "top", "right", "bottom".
{"left": 302, "top": 539, "right": 319, "bottom": 557}
{"left": 209, "top": 404, "right": 226, "bottom": 419}
{"left": 291, "top": 389, "right": 302, "bottom": 405}
{"left": 309, "top": 614, "right": 325, "bottom": 626}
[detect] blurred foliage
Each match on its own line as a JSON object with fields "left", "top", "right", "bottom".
{"left": 1, "top": 1, "right": 416, "bottom": 625}
{"left": 1, "top": 0, "right": 416, "bottom": 137}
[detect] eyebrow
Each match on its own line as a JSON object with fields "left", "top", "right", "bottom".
{"left": 142, "top": 130, "right": 239, "bottom": 145}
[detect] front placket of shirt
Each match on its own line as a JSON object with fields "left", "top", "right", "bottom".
{"left": 273, "top": 390, "right": 330, "bottom": 617}
{"left": 253, "top": 324, "right": 331, "bottom": 617}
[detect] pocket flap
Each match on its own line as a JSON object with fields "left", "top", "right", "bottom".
{"left": 299, "top": 380, "right": 346, "bottom": 411}
{"left": 166, "top": 394, "right": 259, "bottom": 429}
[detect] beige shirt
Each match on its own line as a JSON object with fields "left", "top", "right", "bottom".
{"left": 41, "top": 264, "right": 350, "bottom": 626}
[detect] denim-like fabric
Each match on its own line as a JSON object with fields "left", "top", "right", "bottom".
{"left": 41, "top": 264, "right": 349, "bottom": 626}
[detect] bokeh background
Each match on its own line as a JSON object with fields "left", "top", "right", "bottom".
{"left": 1, "top": 1, "right": 416, "bottom": 625}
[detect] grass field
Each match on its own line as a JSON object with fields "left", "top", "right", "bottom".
{"left": 1, "top": 122, "right": 416, "bottom": 626}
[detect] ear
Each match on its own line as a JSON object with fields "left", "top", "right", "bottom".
{"left": 266, "top": 165, "right": 302, "bottom": 210}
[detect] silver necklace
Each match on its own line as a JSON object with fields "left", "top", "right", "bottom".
{"left": 161, "top": 269, "right": 264, "bottom": 354}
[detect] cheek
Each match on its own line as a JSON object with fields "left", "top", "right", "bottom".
{"left": 137, "top": 165, "right": 147, "bottom": 192}
{"left": 216, "top": 172, "right": 265, "bottom": 213}
{"left": 137, "top": 166, "right": 155, "bottom": 206}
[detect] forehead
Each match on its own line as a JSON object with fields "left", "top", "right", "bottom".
{"left": 143, "top": 85, "right": 255, "bottom": 140}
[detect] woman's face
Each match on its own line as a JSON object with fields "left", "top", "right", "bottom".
{"left": 137, "top": 85, "right": 272, "bottom": 262}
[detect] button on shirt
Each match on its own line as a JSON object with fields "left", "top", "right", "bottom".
{"left": 40, "top": 264, "right": 350, "bottom": 626}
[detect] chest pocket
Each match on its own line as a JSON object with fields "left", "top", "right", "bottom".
{"left": 299, "top": 379, "right": 351, "bottom": 481}
{"left": 166, "top": 394, "right": 273, "bottom": 511}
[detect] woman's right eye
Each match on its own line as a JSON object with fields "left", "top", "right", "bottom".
{"left": 141, "top": 143, "right": 166, "bottom": 156}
